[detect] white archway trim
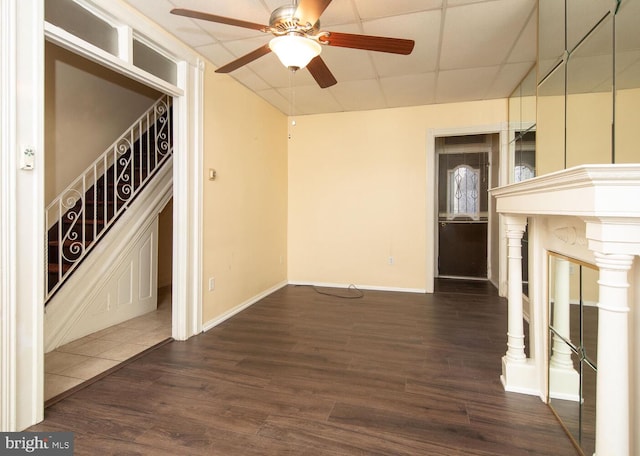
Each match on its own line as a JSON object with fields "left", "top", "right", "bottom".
{"left": 1, "top": 0, "right": 18, "bottom": 432}
{"left": 1, "top": 0, "right": 45, "bottom": 432}
{"left": 1, "top": 0, "right": 204, "bottom": 430}
{"left": 172, "top": 59, "right": 204, "bottom": 340}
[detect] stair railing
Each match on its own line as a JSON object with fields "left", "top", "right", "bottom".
{"left": 45, "top": 95, "right": 172, "bottom": 300}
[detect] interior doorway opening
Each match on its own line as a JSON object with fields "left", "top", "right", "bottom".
{"left": 435, "top": 133, "right": 499, "bottom": 280}
{"left": 42, "top": 43, "right": 175, "bottom": 404}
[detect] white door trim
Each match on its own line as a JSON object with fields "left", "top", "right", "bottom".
{"left": 1, "top": 0, "right": 45, "bottom": 431}
{"left": 1, "top": 0, "right": 19, "bottom": 432}
{"left": 426, "top": 123, "right": 508, "bottom": 294}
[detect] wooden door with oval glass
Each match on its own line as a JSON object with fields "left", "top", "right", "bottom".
{"left": 437, "top": 136, "right": 489, "bottom": 278}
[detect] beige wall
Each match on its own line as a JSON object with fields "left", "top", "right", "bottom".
{"left": 288, "top": 100, "right": 507, "bottom": 291}
{"left": 202, "top": 66, "right": 288, "bottom": 324}
{"left": 45, "top": 42, "right": 160, "bottom": 204}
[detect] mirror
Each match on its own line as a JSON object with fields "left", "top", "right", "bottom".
{"left": 566, "top": 11, "right": 613, "bottom": 167}
{"left": 508, "top": 66, "right": 536, "bottom": 297}
{"left": 615, "top": 0, "right": 640, "bottom": 163}
{"left": 548, "top": 253, "right": 598, "bottom": 456}
{"left": 536, "top": 61, "right": 565, "bottom": 175}
{"left": 509, "top": 65, "right": 537, "bottom": 182}
{"left": 538, "top": 0, "right": 565, "bottom": 83}
{"left": 567, "top": 0, "right": 611, "bottom": 53}
{"left": 537, "top": 0, "right": 640, "bottom": 170}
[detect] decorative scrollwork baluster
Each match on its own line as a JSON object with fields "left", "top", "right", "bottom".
{"left": 59, "top": 188, "right": 85, "bottom": 269}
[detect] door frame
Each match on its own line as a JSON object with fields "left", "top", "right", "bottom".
{"left": 1, "top": 0, "right": 203, "bottom": 431}
{"left": 426, "top": 123, "right": 508, "bottom": 293}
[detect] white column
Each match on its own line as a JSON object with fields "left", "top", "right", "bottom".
{"left": 550, "top": 258, "right": 572, "bottom": 368}
{"left": 593, "top": 252, "right": 633, "bottom": 456}
{"left": 548, "top": 257, "right": 579, "bottom": 400}
{"left": 500, "top": 215, "right": 537, "bottom": 394}
{"left": 505, "top": 217, "right": 527, "bottom": 363}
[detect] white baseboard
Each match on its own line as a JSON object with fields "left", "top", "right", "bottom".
{"left": 201, "top": 280, "right": 428, "bottom": 334}
{"left": 287, "top": 280, "right": 427, "bottom": 294}
{"left": 201, "top": 280, "right": 288, "bottom": 332}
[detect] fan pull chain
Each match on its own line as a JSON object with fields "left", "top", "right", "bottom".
{"left": 288, "top": 67, "right": 297, "bottom": 140}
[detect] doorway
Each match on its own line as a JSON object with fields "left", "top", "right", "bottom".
{"left": 42, "top": 43, "right": 176, "bottom": 403}
{"left": 436, "top": 134, "right": 496, "bottom": 279}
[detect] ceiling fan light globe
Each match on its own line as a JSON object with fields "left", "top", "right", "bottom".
{"left": 269, "top": 35, "right": 321, "bottom": 70}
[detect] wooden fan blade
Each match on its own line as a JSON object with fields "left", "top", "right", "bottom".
{"left": 215, "top": 44, "right": 272, "bottom": 73}
{"left": 306, "top": 56, "right": 337, "bottom": 88}
{"left": 294, "top": 0, "right": 333, "bottom": 26}
{"left": 319, "top": 32, "right": 415, "bottom": 55}
{"left": 170, "top": 8, "right": 267, "bottom": 31}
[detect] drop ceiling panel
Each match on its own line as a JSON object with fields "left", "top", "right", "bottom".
{"left": 226, "top": 66, "right": 272, "bottom": 92}
{"left": 354, "top": 0, "right": 442, "bottom": 20}
{"left": 365, "top": 10, "right": 442, "bottom": 77}
{"left": 507, "top": 11, "right": 537, "bottom": 64}
{"left": 121, "top": 0, "right": 538, "bottom": 115}
{"left": 447, "top": 0, "right": 496, "bottom": 5}
{"left": 194, "top": 43, "right": 236, "bottom": 68}
{"left": 172, "top": 0, "right": 270, "bottom": 24}
{"left": 221, "top": 35, "right": 271, "bottom": 57}
{"left": 328, "top": 79, "right": 387, "bottom": 111}
{"left": 436, "top": 66, "right": 500, "bottom": 103}
{"left": 440, "top": 0, "right": 535, "bottom": 70}
{"left": 319, "top": 47, "right": 377, "bottom": 83}
{"left": 188, "top": 20, "right": 264, "bottom": 42}
{"left": 380, "top": 73, "right": 437, "bottom": 107}
{"left": 123, "top": 0, "right": 215, "bottom": 47}
{"left": 485, "top": 62, "right": 534, "bottom": 99}
{"left": 282, "top": 84, "right": 343, "bottom": 115}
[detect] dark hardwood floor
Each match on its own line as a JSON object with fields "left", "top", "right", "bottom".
{"left": 30, "top": 281, "right": 577, "bottom": 455}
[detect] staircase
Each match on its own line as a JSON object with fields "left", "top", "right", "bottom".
{"left": 46, "top": 95, "right": 173, "bottom": 300}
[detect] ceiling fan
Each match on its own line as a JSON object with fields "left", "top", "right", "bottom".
{"left": 170, "top": 0, "right": 415, "bottom": 89}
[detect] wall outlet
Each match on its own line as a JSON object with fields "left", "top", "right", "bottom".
{"left": 208, "top": 277, "right": 215, "bottom": 291}
{"left": 388, "top": 256, "right": 394, "bottom": 265}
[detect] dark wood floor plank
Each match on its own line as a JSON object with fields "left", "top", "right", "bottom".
{"left": 30, "top": 281, "right": 577, "bottom": 455}
{"left": 259, "top": 414, "right": 482, "bottom": 456}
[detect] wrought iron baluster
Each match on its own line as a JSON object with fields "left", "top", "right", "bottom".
{"left": 45, "top": 95, "right": 172, "bottom": 301}
{"left": 147, "top": 111, "right": 151, "bottom": 179}
{"left": 82, "top": 175, "right": 86, "bottom": 251}
{"left": 57, "top": 198, "right": 62, "bottom": 285}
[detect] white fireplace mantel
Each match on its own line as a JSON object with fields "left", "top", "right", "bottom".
{"left": 492, "top": 164, "right": 640, "bottom": 219}
{"left": 491, "top": 164, "right": 640, "bottom": 456}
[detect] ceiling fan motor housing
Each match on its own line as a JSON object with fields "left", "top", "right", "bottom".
{"left": 269, "top": 4, "right": 320, "bottom": 36}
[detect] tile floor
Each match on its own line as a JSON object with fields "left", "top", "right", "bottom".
{"left": 44, "top": 286, "right": 172, "bottom": 401}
